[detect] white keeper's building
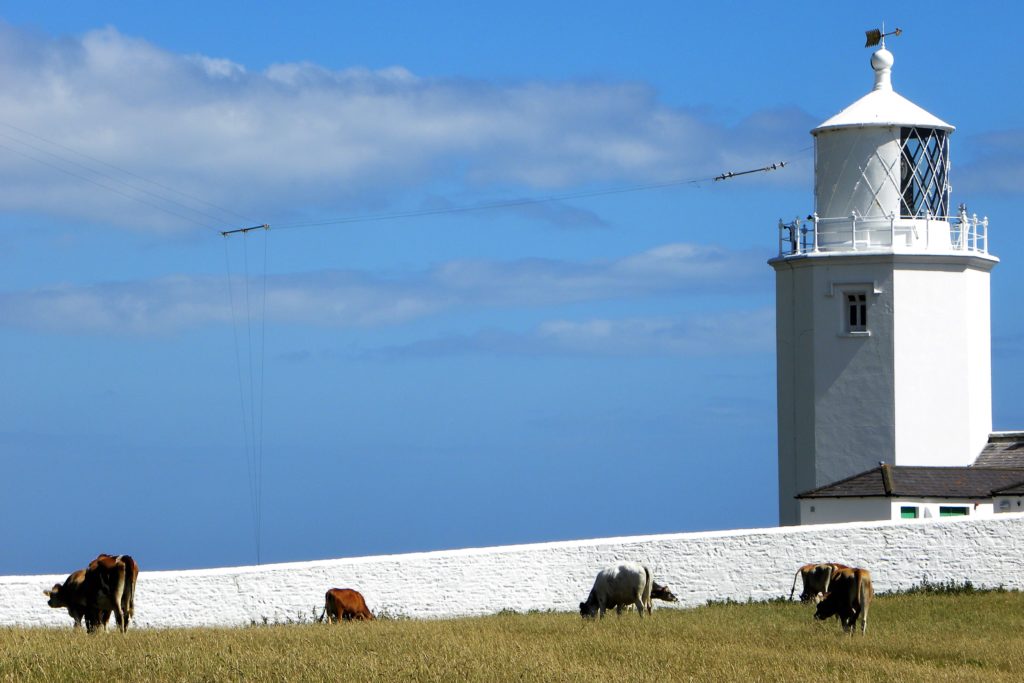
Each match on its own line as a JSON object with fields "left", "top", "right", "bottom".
{"left": 770, "top": 40, "right": 1024, "bottom": 526}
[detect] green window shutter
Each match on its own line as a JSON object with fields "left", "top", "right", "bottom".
{"left": 939, "top": 506, "right": 969, "bottom": 517}
{"left": 901, "top": 506, "right": 918, "bottom": 519}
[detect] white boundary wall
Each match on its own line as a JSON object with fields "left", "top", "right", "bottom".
{"left": 3, "top": 514, "right": 1023, "bottom": 629}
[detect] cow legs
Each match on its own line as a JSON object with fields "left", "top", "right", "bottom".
{"left": 85, "top": 609, "right": 103, "bottom": 634}
{"left": 634, "top": 597, "right": 646, "bottom": 618}
{"left": 841, "top": 610, "right": 858, "bottom": 635}
{"left": 110, "top": 602, "right": 125, "bottom": 633}
{"left": 119, "top": 592, "right": 132, "bottom": 632}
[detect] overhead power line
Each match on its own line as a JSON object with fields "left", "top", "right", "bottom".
{"left": 0, "top": 140, "right": 225, "bottom": 230}
{"left": 0, "top": 120, "right": 257, "bottom": 231}
{"left": 267, "top": 156, "right": 800, "bottom": 234}
{"left": 0, "top": 116, "right": 807, "bottom": 236}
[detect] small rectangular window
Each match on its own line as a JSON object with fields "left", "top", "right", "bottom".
{"left": 939, "top": 506, "right": 969, "bottom": 517}
{"left": 900, "top": 506, "right": 919, "bottom": 519}
{"left": 845, "top": 292, "right": 868, "bottom": 333}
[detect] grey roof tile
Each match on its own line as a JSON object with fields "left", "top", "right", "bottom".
{"left": 973, "top": 432, "right": 1024, "bottom": 468}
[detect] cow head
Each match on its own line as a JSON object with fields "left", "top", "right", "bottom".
{"left": 579, "top": 601, "right": 599, "bottom": 619}
{"left": 813, "top": 594, "right": 838, "bottom": 621}
{"left": 651, "top": 582, "right": 678, "bottom": 603}
{"left": 43, "top": 584, "right": 66, "bottom": 609}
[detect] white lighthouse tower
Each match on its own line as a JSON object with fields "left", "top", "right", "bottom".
{"left": 771, "top": 37, "right": 998, "bottom": 526}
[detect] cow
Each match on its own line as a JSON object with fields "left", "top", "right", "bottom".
{"left": 814, "top": 567, "right": 873, "bottom": 635}
{"left": 320, "top": 588, "right": 375, "bottom": 622}
{"left": 44, "top": 569, "right": 101, "bottom": 630}
{"left": 88, "top": 554, "right": 139, "bottom": 632}
{"left": 789, "top": 563, "right": 851, "bottom": 603}
{"left": 579, "top": 562, "right": 653, "bottom": 619}
{"left": 43, "top": 554, "right": 138, "bottom": 633}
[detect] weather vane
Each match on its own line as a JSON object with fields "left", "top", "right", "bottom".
{"left": 864, "top": 25, "right": 902, "bottom": 48}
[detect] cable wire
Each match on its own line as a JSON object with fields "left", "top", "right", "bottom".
{"left": 268, "top": 151, "right": 810, "bottom": 233}
{"left": 0, "top": 120, "right": 257, "bottom": 228}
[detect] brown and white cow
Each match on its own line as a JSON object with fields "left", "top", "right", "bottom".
{"left": 789, "top": 563, "right": 851, "bottom": 603}
{"left": 814, "top": 567, "right": 873, "bottom": 635}
{"left": 320, "top": 588, "right": 375, "bottom": 622}
{"left": 44, "top": 554, "right": 139, "bottom": 633}
{"left": 88, "top": 554, "right": 139, "bottom": 632}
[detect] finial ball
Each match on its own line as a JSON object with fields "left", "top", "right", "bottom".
{"left": 871, "top": 47, "right": 894, "bottom": 72}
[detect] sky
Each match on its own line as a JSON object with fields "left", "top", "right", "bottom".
{"left": 1, "top": 1, "right": 1022, "bottom": 574}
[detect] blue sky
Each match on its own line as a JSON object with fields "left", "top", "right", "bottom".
{"left": 1, "top": 1, "right": 1022, "bottom": 573}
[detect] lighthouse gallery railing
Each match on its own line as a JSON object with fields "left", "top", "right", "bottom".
{"left": 777, "top": 209, "right": 989, "bottom": 257}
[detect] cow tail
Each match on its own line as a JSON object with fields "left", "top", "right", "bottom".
{"left": 858, "top": 572, "right": 872, "bottom": 635}
{"left": 823, "top": 564, "right": 835, "bottom": 595}
{"left": 121, "top": 556, "right": 137, "bottom": 623}
{"left": 789, "top": 568, "right": 801, "bottom": 601}
{"left": 317, "top": 606, "right": 327, "bottom": 623}
{"left": 642, "top": 565, "right": 653, "bottom": 615}
{"left": 113, "top": 558, "right": 128, "bottom": 632}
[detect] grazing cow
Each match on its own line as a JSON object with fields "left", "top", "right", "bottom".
{"left": 320, "top": 588, "right": 375, "bottom": 622}
{"left": 814, "top": 567, "right": 873, "bottom": 635}
{"left": 579, "top": 562, "right": 653, "bottom": 619}
{"left": 789, "top": 563, "right": 851, "bottom": 603}
{"left": 43, "top": 554, "right": 138, "bottom": 633}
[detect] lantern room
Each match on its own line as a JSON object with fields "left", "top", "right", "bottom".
{"left": 778, "top": 45, "right": 988, "bottom": 256}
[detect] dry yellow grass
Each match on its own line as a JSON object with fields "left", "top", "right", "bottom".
{"left": 3, "top": 592, "right": 1024, "bottom": 682}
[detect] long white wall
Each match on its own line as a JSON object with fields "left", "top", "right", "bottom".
{"left": 4, "top": 514, "right": 1023, "bottom": 629}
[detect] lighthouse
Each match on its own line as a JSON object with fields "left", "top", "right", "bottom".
{"left": 771, "top": 37, "right": 998, "bottom": 526}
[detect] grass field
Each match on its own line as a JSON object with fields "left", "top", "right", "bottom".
{"left": 4, "top": 591, "right": 1024, "bottom": 682}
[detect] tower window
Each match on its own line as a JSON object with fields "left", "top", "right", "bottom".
{"left": 900, "top": 127, "right": 949, "bottom": 218}
{"left": 846, "top": 293, "right": 867, "bottom": 333}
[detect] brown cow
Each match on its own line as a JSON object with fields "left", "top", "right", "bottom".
{"left": 43, "top": 554, "right": 139, "bottom": 633}
{"left": 320, "top": 588, "right": 375, "bottom": 622}
{"left": 651, "top": 581, "right": 678, "bottom": 603}
{"left": 814, "top": 567, "right": 873, "bottom": 635}
{"left": 789, "top": 563, "right": 851, "bottom": 603}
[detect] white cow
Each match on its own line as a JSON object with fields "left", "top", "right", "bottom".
{"left": 579, "top": 562, "right": 653, "bottom": 619}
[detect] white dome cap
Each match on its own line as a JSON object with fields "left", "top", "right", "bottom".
{"left": 813, "top": 47, "right": 953, "bottom": 134}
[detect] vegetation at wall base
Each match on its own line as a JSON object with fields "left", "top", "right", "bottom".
{"left": 885, "top": 577, "right": 1006, "bottom": 596}
{"left": 3, "top": 591, "right": 1023, "bottom": 682}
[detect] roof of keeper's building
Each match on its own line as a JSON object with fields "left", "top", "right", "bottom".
{"left": 972, "top": 432, "right": 1024, "bottom": 469}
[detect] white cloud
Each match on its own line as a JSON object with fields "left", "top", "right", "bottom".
{"left": 0, "top": 22, "right": 815, "bottom": 233}
{"left": 0, "top": 242, "right": 762, "bottom": 335}
{"left": 373, "top": 309, "right": 776, "bottom": 359}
